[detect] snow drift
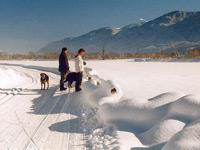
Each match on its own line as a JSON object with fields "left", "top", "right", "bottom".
{"left": 0, "top": 66, "right": 30, "bottom": 89}
{"left": 1, "top": 60, "right": 200, "bottom": 150}
{"left": 84, "top": 67, "right": 200, "bottom": 149}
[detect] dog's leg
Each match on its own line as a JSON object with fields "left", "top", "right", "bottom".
{"left": 68, "top": 81, "right": 72, "bottom": 88}
{"left": 41, "top": 83, "right": 43, "bottom": 90}
{"left": 47, "top": 81, "right": 49, "bottom": 90}
{"left": 44, "top": 83, "right": 46, "bottom": 90}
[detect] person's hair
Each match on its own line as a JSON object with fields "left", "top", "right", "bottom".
{"left": 78, "top": 48, "right": 85, "bottom": 54}
{"left": 75, "top": 48, "right": 85, "bottom": 57}
{"left": 62, "top": 47, "right": 68, "bottom": 52}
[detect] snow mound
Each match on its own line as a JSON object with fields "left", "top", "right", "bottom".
{"left": 139, "top": 119, "right": 185, "bottom": 145}
{"left": 98, "top": 80, "right": 123, "bottom": 105}
{"left": 146, "top": 92, "right": 183, "bottom": 108}
{"left": 89, "top": 76, "right": 200, "bottom": 149}
{"left": 84, "top": 67, "right": 123, "bottom": 106}
{"left": 82, "top": 79, "right": 122, "bottom": 107}
{"left": 98, "top": 93, "right": 200, "bottom": 149}
{"left": 167, "top": 95, "right": 200, "bottom": 122}
{"left": 163, "top": 120, "right": 200, "bottom": 150}
{"left": 0, "top": 67, "right": 30, "bottom": 89}
{"left": 117, "top": 131, "right": 144, "bottom": 150}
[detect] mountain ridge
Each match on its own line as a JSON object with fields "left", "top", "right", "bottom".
{"left": 39, "top": 10, "right": 200, "bottom": 53}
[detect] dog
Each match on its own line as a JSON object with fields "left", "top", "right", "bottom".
{"left": 64, "top": 72, "right": 78, "bottom": 88}
{"left": 40, "top": 73, "right": 49, "bottom": 90}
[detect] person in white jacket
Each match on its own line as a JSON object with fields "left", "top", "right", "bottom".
{"left": 75, "top": 48, "right": 86, "bottom": 92}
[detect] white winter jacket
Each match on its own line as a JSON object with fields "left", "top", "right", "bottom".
{"left": 75, "top": 55, "right": 84, "bottom": 72}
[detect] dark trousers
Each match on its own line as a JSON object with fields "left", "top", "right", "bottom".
{"left": 75, "top": 72, "right": 83, "bottom": 91}
{"left": 60, "top": 72, "right": 66, "bottom": 89}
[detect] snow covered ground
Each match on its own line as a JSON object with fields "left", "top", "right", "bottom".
{"left": 0, "top": 67, "right": 30, "bottom": 89}
{"left": 0, "top": 59, "right": 200, "bottom": 150}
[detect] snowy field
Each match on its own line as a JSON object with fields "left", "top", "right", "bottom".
{"left": 0, "top": 60, "right": 200, "bottom": 150}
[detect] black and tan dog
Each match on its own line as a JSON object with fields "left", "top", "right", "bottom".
{"left": 40, "top": 73, "right": 49, "bottom": 90}
{"left": 64, "top": 72, "right": 77, "bottom": 88}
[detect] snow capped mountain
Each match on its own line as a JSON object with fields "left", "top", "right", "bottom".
{"left": 159, "top": 11, "right": 194, "bottom": 27}
{"left": 146, "top": 11, "right": 195, "bottom": 27}
{"left": 39, "top": 11, "right": 200, "bottom": 53}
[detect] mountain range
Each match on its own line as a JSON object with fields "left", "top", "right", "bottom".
{"left": 39, "top": 11, "right": 200, "bottom": 53}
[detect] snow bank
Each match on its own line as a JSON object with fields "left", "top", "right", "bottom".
{"left": 0, "top": 66, "right": 30, "bottom": 89}
{"left": 117, "top": 131, "right": 144, "bottom": 150}
{"left": 146, "top": 92, "right": 184, "bottom": 108}
{"left": 97, "top": 96, "right": 200, "bottom": 149}
{"left": 163, "top": 120, "right": 200, "bottom": 150}
{"left": 166, "top": 95, "right": 200, "bottom": 122}
{"left": 138, "top": 119, "right": 185, "bottom": 145}
{"left": 84, "top": 67, "right": 200, "bottom": 149}
{"left": 84, "top": 67, "right": 123, "bottom": 106}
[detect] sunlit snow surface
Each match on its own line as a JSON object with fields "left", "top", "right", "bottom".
{"left": 0, "top": 67, "right": 30, "bottom": 88}
{"left": 0, "top": 59, "right": 200, "bottom": 150}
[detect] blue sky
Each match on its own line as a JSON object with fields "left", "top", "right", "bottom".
{"left": 0, "top": 0, "right": 200, "bottom": 52}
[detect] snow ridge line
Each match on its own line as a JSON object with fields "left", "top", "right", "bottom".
{"left": 23, "top": 92, "right": 66, "bottom": 150}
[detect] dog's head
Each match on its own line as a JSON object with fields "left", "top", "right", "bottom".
{"left": 40, "top": 73, "right": 46, "bottom": 80}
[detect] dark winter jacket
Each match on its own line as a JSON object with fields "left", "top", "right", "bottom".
{"left": 58, "top": 52, "right": 69, "bottom": 73}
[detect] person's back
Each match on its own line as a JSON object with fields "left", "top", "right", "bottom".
{"left": 58, "top": 47, "right": 69, "bottom": 91}
{"left": 59, "top": 50, "right": 69, "bottom": 73}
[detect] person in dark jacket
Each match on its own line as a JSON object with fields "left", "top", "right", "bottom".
{"left": 59, "top": 47, "right": 69, "bottom": 91}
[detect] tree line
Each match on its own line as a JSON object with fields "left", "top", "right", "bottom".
{"left": 0, "top": 48, "right": 200, "bottom": 60}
